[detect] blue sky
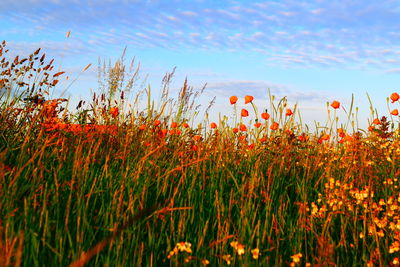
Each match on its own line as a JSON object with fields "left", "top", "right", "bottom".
{"left": 2, "top": 0, "right": 400, "bottom": 130}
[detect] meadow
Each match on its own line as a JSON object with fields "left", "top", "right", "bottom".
{"left": 1, "top": 41, "right": 400, "bottom": 266}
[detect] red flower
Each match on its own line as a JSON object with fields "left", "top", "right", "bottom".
{"left": 139, "top": 124, "right": 146, "bottom": 130}
{"left": 244, "top": 95, "right": 254, "bottom": 104}
{"left": 261, "top": 112, "right": 270, "bottom": 120}
{"left": 337, "top": 128, "right": 346, "bottom": 138}
{"left": 193, "top": 135, "right": 202, "bottom": 141}
{"left": 373, "top": 118, "right": 381, "bottom": 125}
{"left": 391, "top": 109, "right": 399, "bottom": 116}
{"left": 286, "top": 108, "right": 293, "bottom": 116}
{"left": 390, "top": 92, "right": 399, "bottom": 103}
{"left": 210, "top": 122, "right": 217, "bottom": 128}
{"left": 109, "top": 106, "right": 119, "bottom": 118}
{"left": 183, "top": 122, "right": 189, "bottom": 128}
{"left": 270, "top": 122, "right": 279, "bottom": 130}
{"left": 230, "top": 96, "right": 238, "bottom": 104}
{"left": 254, "top": 122, "right": 262, "bottom": 128}
{"left": 241, "top": 109, "right": 249, "bottom": 117}
{"left": 154, "top": 120, "right": 161, "bottom": 126}
{"left": 239, "top": 124, "right": 247, "bottom": 131}
{"left": 330, "top": 101, "right": 340, "bottom": 109}
{"left": 233, "top": 128, "right": 239, "bottom": 133}
{"left": 170, "top": 122, "right": 178, "bottom": 128}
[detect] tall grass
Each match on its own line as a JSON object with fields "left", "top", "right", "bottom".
{"left": 1, "top": 41, "right": 400, "bottom": 266}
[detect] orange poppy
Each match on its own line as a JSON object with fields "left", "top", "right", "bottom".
{"left": 232, "top": 127, "right": 239, "bottom": 133}
{"left": 254, "top": 122, "right": 261, "bottom": 128}
{"left": 241, "top": 109, "right": 249, "bottom": 117}
{"left": 139, "top": 124, "right": 146, "bottom": 130}
{"left": 109, "top": 106, "right": 119, "bottom": 118}
{"left": 154, "top": 120, "right": 161, "bottom": 126}
{"left": 230, "top": 96, "right": 238, "bottom": 104}
{"left": 373, "top": 118, "right": 381, "bottom": 125}
{"left": 298, "top": 134, "right": 308, "bottom": 142}
{"left": 390, "top": 92, "right": 400, "bottom": 103}
{"left": 193, "top": 135, "right": 201, "bottom": 141}
{"left": 270, "top": 122, "right": 279, "bottom": 130}
{"left": 210, "top": 122, "right": 217, "bottom": 128}
{"left": 331, "top": 100, "right": 340, "bottom": 109}
{"left": 337, "top": 128, "right": 346, "bottom": 138}
{"left": 391, "top": 109, "right": 399, "bottom": 116}
{"left": 239, "top": 124, "right": 247, "bottom": 131}
{"left": 244, "top": 95, "right": 254, "bottom": 104}
{"left": 286, "top": 108, "right": 293, "bottom": 116}
{"left": 183, "top": 122, "right": 189, "bottom": 128}
{"left": 159, "top": 129, "right": 168, "bottom": 137}
{"left": 171, "top": 122, "right": 178, "bottom": 128}
{"left": 261, "top": 112, "right": 270, "bottom": 120}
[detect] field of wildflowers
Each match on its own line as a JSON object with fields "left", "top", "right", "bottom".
{"left": 1, "top": 41, "right": 400, "bottom": 266}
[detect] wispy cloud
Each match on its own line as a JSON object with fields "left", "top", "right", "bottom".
{"left": 2, "top": 0, "right": 400, "bottom": 70}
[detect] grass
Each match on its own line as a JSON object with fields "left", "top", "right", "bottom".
{"left": 1, "top": 40, "right": 400, "bottom": 266}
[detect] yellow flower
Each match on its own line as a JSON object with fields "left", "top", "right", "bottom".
{"left": 223, "top": 254, "right": 232, "bottom": 265}
{"left": 290, "top": 253, "right": 302, "bottom": 263}
{"left": 202, "top": 259, "right": 210, "bottom": 265}
{"left": 251, "top": 248, "right": 260, "bottom": 259}
{"left": 230, "top": 241, "right": 245, "bottom": 255}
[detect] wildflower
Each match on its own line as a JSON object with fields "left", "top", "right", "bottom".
{"left": 391, "top": 92, "right": 400, "bottom": 103}
{"left": 193, "top": 135, "right": 202, "bottom": 141}
{"left": 210, "top": 122, "right": 217, "bottom": 129}
{"left": 170, "top": 129, "right": 181, "bottom": 135}
{"left": 201, "top": 259, "right": 210, "bottom": 265}
{"left": 259, "top": 137, "right": 267, "bottom": 142}
{"left": 254, "top": 122, "right": 261, "bottom": 128}
{"left": 290, "top": 253, "right": 302, "bottom": 263}
{"left": 391, "top": 109, "right": 399, "bottom": 116}
{"left": 170, "top": 122, "right": 178, "bottom": 128}
{"left": 168, "top": 242, "right": 192, "bottom": 259}
{"left": 239, "top": 135, "right": 246, "bottom": 141}
{"left": 241, "top": 109, "right": 249, "bottom": 117}
{"left": 251, "top": 248, "right": 260, "bottom": 259}
{"left": 244, "top": 95, "right": 254, "bottom": 104}
{"left": 286, "top": 108, "right": 293, "bottom": 116}
{"left": 222, "top": 254, "right": 231, "bottom": 265}
{"left": 239, "top": 124, "right": 247, "bottom": 132}
{"left": 191, "top": 145, "right": 199, "bottom": 151}
{"left": 368, "top": 125, "right": 374, "bottom": 131}
{"left": 393, "top": 257, "right": 400, "bottom": 265}
{"left": 331, "top": 100, "right": 340, "bottom": 109}
{"left": 159, "top": 129, "right": 168, "bottom": 138}
{"left": 154, "top": 120, "right": 161, "bottom": 126}
{"left": 337, "top": 128, "right": 346, "bottom": 138}
{"left": 139, "top": 124, "right": 146, "bottom": 130}
{"left": 183, "top": 122, "right": 189, "bottom": 128}
{"left": 109, "top": 106, "right": 119, "bottom": 118}
{"left": 270, "top": 122, "right": 279, "bottom": 130}
{"left": 321, "top": 134, "right": 330, "bottom": 141}
{"left": 373, "top": 118, "right": 381, "bottom": 125}
{"left": 298, "top": 134, "right": 308, "bottom": 142}
{"left": 230, "top": 96, "right": 238, "bottom": 104}
{"left": 233, "top": 127, "right": 239, "bottom": 133}
{"left": 176, "top": 242, "right": 192, "bottom": 253}
{"left": 261, "top": 112, "right": 270, "bottom": 120}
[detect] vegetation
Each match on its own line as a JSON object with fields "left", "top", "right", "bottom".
{"left": 1, "top": 41, "right": 400, "bottom": 266}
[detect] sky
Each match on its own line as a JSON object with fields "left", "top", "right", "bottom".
{"left": 2, "top": 0, "right": 400, "bottom": 130}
